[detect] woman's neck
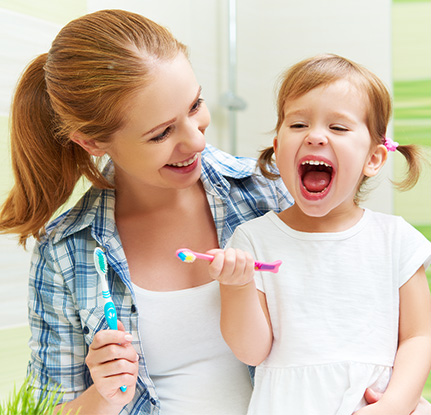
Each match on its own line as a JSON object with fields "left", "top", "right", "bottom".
{"left": 114, "top": 179, "right": 203, "bottom": 218}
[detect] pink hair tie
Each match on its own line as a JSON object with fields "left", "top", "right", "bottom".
{"left": 384, "top": 137, "right": 399, "bottom": 152}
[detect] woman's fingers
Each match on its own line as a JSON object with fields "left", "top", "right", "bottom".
{"left": 85, "top": 321, "right": 139, "bottom": 403}
{"left": 90, "top": 326, "right": 133, "bottom": 350}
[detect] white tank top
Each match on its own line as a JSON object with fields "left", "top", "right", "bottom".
{"left": 132, "top": 280, "right": 252, "bottom": 415}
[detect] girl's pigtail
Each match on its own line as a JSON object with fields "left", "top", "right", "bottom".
{"left": 393, "top": 144, "right": 427, "bottom": 192}
{"left": 257, "top": 146, "right": 280, "bottom": 180}
{"left": 0, "top": 54, "right": 109, "bottom": 246}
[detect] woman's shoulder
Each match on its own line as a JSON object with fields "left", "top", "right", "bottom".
{"left": 41, "top": 186, "right": 110, "bottom": 246}
{"left": 41, "top": 161, "right": 116, "bottom": 246}
{"left": 202, "top": 143, "right": 258, "bottom": 178}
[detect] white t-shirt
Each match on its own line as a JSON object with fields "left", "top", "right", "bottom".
{"left": 227, "top": 209, "right": 431, "bottom": 415}
{"left": 132, "top": 280, "right": 252, "bottom": 415}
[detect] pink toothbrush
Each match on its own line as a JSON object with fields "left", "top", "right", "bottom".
{"left": 175, "top": 248, "right": 282, "bottom": 273}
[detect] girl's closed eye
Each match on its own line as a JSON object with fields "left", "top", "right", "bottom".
{"left": 290, "top": 122, "right": 308, "bottom": 129}
{"left": 330, "top": 124, "right": 349, "bottom": 132}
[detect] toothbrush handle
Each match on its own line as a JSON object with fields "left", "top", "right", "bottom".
{"left": 104, "top": 300, "right": 118, "bottom": 330}
{"left": 194, "top": 252, "right": 216, "bottom": 261}
{"left": 103, "top": 297, "right": 127, "bottom": 392}
{"left": 194, "top": 251, "right": 282, "bottom": 274}
{"left": 254, "top": 260, "right": 282, "bottom": 273}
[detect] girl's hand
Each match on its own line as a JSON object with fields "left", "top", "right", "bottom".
{"left": 85, "top": 320, "right": 139, "bottom": 408}
{"left": 362, "top": 388, "right": 431, "bottom": 415}
{"left": 207, "top": 248, "right": 255, "bottom": 287}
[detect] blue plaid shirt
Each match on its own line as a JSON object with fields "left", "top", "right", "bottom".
{"left": 27, "top": 144, "right": 293, "bottom": 414}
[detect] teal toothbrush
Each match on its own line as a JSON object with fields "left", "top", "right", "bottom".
{"left": 94, "top": 247, "right": 127, "bottom": 393}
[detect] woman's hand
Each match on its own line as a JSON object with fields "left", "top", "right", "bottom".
{"left": 85, "top": 320, "right": 139, "bottom": 409}
{"left": 362, "top": 388, "right": 431, "bottom": 415}
{"left": 207, "top": 248, "right": 255, "bottom": 287}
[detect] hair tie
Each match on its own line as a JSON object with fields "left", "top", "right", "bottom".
{"left": 384, "top": 137, "right": 399, "bottom": 152}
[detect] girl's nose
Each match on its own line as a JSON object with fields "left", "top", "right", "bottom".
{"left": 305, "top": 131, "right": 328, "bottom": 146}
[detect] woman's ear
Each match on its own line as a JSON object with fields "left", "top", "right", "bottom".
{"left": 363, "top": 144, "right": 388, "bottom": 177}
{"left": 70, "top": 131, "right": 107, "bottom": 157}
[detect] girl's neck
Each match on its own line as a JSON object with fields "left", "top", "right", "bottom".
{"left": 278, "top": 204, "right": 365, "bottom": 233}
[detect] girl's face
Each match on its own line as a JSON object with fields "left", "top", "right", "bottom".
{"left": 93, "top": 53, "right": 210, "bottom": 195}
{"left": 274, "top": 79, "right": 386, "bottom": 220}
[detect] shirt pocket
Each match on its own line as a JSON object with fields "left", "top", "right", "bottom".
{"left": 78, "top": 306, "right": 108, "bottom": 346}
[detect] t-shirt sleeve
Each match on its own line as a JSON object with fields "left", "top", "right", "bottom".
{"left": 398, "top": 217, "right": 431, "bottom": 287}
{"left": 226, "top": 227, "right": 265, "bottom": 292}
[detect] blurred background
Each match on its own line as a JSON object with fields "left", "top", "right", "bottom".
{"left": 0, "top": 0, "right": 430, "bottom": 401}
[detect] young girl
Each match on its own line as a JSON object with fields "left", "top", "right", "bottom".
{"left": 207, "top": 54, "right": 431, "bottom": 414}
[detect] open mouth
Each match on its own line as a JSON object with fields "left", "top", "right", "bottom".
{"left": 299, "top": 159, "right": 334, "bottom": 195}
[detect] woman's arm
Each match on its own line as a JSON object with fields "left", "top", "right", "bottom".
{"left": 29, "top": 241, "right": 139, "bottom": 415}
{"left": 364, "top": 389, "right": 431, "bottom": 414}
{"left": 355, "top": 265, "right": 431, "bottom": 415}
{"left": 208, "top": 248, "right": 273, "bottom": 366}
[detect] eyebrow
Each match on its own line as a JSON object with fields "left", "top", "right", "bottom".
{"left": 142, "top": 86, "right": 202, "bottom": 137}
{"left": 284, "top": 109, "right": 357, "bottom": 124}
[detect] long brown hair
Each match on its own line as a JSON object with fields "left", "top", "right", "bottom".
{"left": 0, "top": 9, "right": 187, "bottom": 245}
{"left": 258, "top": 54, "right": 425, "bottom": 202}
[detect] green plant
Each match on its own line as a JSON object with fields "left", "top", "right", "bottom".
{"left": 0, "top": 374, "right": 78, "bottom": 415}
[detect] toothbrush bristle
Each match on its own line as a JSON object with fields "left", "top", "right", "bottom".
{"left": 177, "top": 250, "right": 196, "bottom": 263}
{"left": 94, "top": 247, "right": 108, "bottom": 274}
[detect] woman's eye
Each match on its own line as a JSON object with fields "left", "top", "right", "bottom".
{"left": 151, "top": 126, "right": 172, "bottom": 142}
{"left": 190, "top": 98, "right": 204, "bottom": 113}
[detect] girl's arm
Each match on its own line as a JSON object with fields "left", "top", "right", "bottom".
{"left": 208, "top": 248, "right": 273, "bottom": 366}
{"left": 355, "top": 265, "right": 431, "bottom": 415}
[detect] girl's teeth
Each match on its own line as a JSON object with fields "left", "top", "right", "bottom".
{"left": 301, "top": 160, "right": 332, "bottom": 168}
{"left": 169, "top": 154, "right": 198, "bottom": 167}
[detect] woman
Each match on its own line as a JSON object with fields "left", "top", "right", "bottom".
{"left": 0, "top": 9, "right": 429, "bottom": 415}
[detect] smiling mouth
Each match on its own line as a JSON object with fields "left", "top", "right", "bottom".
{"left": 299, "top": 160, "right": 334, "bottom": 194}
{"left": 167, "top": 154, "right": 198, "bottom": 167}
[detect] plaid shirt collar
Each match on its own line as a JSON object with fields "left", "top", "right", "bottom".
{"left": 48, "top": 144, "right": 257, "bottom": 247}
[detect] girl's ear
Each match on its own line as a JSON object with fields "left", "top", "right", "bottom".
{"left": 273, "top": 136, "right": 278, "bottom": 153}
{"left": 363, "top": 144, "right": 388, "bottom": 177}
{"left": 70, "top": 131, "right": 107, "bottom": 157}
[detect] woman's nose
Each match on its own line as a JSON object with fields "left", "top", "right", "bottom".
{"left": 179, "top": 118, "right": 208, "bottom": 152}
{"left": 182, "top": 104, "right": 210, "bottom": 145}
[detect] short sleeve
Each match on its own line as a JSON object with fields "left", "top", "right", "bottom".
{"left": 226, "top": 227, "right": 265, "bottom": 292}
{"left": 397, "top": 217, "right": 431, "bottom": 287}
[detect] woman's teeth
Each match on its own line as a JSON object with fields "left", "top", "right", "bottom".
{"left": 168, "top": 154, "right": 198, "bottom": 167}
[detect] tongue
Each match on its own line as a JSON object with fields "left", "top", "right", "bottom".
{"left": 302, "top": 170, "right": 331, "bottom": 192}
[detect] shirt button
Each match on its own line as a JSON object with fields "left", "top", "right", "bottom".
{"left": 131, "top": 304, "right": 137, "bottom": 313}
{"left": 150, "top": 398, "right": 157, "bottom": 406}
{"left": 83, "top": 326, "right": 89, "bottom": 334}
